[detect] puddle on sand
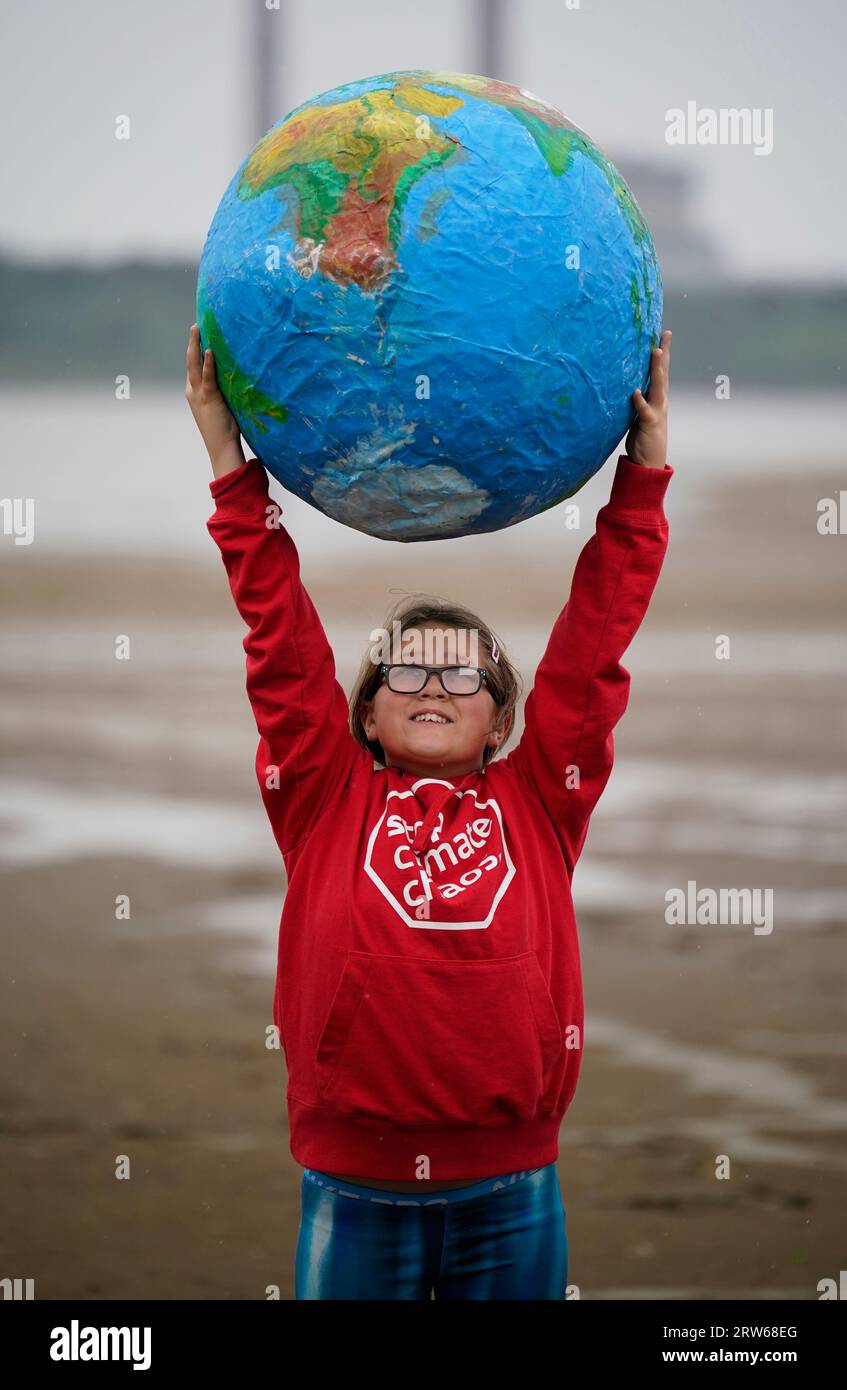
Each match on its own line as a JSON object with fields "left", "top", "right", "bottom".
{"left": 575, "top": 1014, "right": 847, "bottom": 1173}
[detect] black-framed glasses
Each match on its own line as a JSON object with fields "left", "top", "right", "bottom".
{"left": 379, "top": 663, "right": 489, "bottom": 696}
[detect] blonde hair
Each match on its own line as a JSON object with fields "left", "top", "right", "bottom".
{"left": 348, "top": 592, "right": 523, "bottom": 768}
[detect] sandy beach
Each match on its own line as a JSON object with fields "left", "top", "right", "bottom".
{"left": 1, "top": 457, "right": 845, "bottom": 1299}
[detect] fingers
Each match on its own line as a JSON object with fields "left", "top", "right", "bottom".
{"left": 636, "top": 329, "right": 672, "bottom": 410}
{"left": 186, "top": 323, "right": 220, "bottom": 397}
{"left": 202, "top": 344, "right": 219, "bottom": 392}
{"left": 186, "top": 323, "right": 203, "bottom": 393}
{"left": 657, "top": 329, "right": 672, "bottom": 367}
{"left": 652, "top": 329, "right": 672, "bottom": 404}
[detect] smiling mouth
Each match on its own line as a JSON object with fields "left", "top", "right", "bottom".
{"left": 409, "top": 712, "right": 452, "bottom": 725}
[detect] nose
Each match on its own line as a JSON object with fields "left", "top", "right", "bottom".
{"left": 421, "top": 671, "right": 447, "bottom": 696}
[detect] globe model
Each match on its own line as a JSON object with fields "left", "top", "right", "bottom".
{"left": 197, "top": 69, "right": 662, "bottom": 542}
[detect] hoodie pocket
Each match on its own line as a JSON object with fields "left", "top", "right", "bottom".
{"left": 314, "top": 949, "right": 563, "bottom": 1126}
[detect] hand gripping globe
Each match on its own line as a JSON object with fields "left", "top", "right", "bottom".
{"left": 197, "top": 70, "right": 662, "bottom": 542}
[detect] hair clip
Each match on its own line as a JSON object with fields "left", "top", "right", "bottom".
{"left": 490, "top": 638, "right": 500, "bottom": 664}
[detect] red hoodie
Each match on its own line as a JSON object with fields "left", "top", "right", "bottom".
{"left": 207, "top": 452, "right": 672, "bottom": 1181}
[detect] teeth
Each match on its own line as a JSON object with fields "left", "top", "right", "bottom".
{"left": 412, "top": 714, "right": 449, "bottom": 724}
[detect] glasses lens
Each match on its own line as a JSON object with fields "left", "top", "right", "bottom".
{"left": 442, "top": 667, "right": 482, "bottom": 694}
{"left": 387, "top": 665, "right": 426, "bottom": 692}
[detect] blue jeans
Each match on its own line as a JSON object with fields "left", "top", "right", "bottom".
{"left": 295, "top": 1163, "right": 568, "bottom": 1300}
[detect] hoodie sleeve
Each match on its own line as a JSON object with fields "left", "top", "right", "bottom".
{"left": 206, "top": 455, "right": 371, "bottom": 859}
{"left": 502, "top": 454, "right": 672, "bottom": 878}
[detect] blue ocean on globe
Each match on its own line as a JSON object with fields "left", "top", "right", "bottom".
{"left": 197, "top": 69, "right": 663, "bottom": 541}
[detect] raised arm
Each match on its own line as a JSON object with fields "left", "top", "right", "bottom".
{"left": 186, "top": 323, "right": 369, "bottom": 860}
{"left": 206, "top": 456, "right": 371, "bottom": 858}
{"left": 501, "top": 454, "right": 672, "bottom": 876}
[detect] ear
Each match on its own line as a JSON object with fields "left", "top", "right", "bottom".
{"left": 488, "top": 708, "right": 513, "bottom": 747}
{"left": 361, "top": 697, "right": 376, "bottom": 739}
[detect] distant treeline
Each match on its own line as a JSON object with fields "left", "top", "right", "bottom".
{"left": 0, "top": 253, "right": 843, "bottom": 389}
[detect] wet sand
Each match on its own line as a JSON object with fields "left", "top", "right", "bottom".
{"left": 1, "top": 463, "right": 845, "bottom": 1299}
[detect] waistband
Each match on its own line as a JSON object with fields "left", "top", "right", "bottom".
{"left": 287, "top": 1097, "right": 563, "bottom": 1181}
{"left": 303, "top": 1164, "right": 554, "bottom": 1206}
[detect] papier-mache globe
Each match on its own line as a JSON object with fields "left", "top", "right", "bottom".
{"left": 197, "top": 69, "right": 663, "bottom": 542}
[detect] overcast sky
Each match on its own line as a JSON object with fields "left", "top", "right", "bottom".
{"left": 1, "top": 0, "right": 843, "bottom": 282}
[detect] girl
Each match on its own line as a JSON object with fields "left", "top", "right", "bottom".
{"left": 186, "top": 324, "right": 673, "bottom": 1299}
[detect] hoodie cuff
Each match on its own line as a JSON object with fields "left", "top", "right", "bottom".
{"left": 208, "top": 455, "right": 270, "bottom": 507}
{"left": 606, "top": 454, "right": 673, "bottom": 520}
